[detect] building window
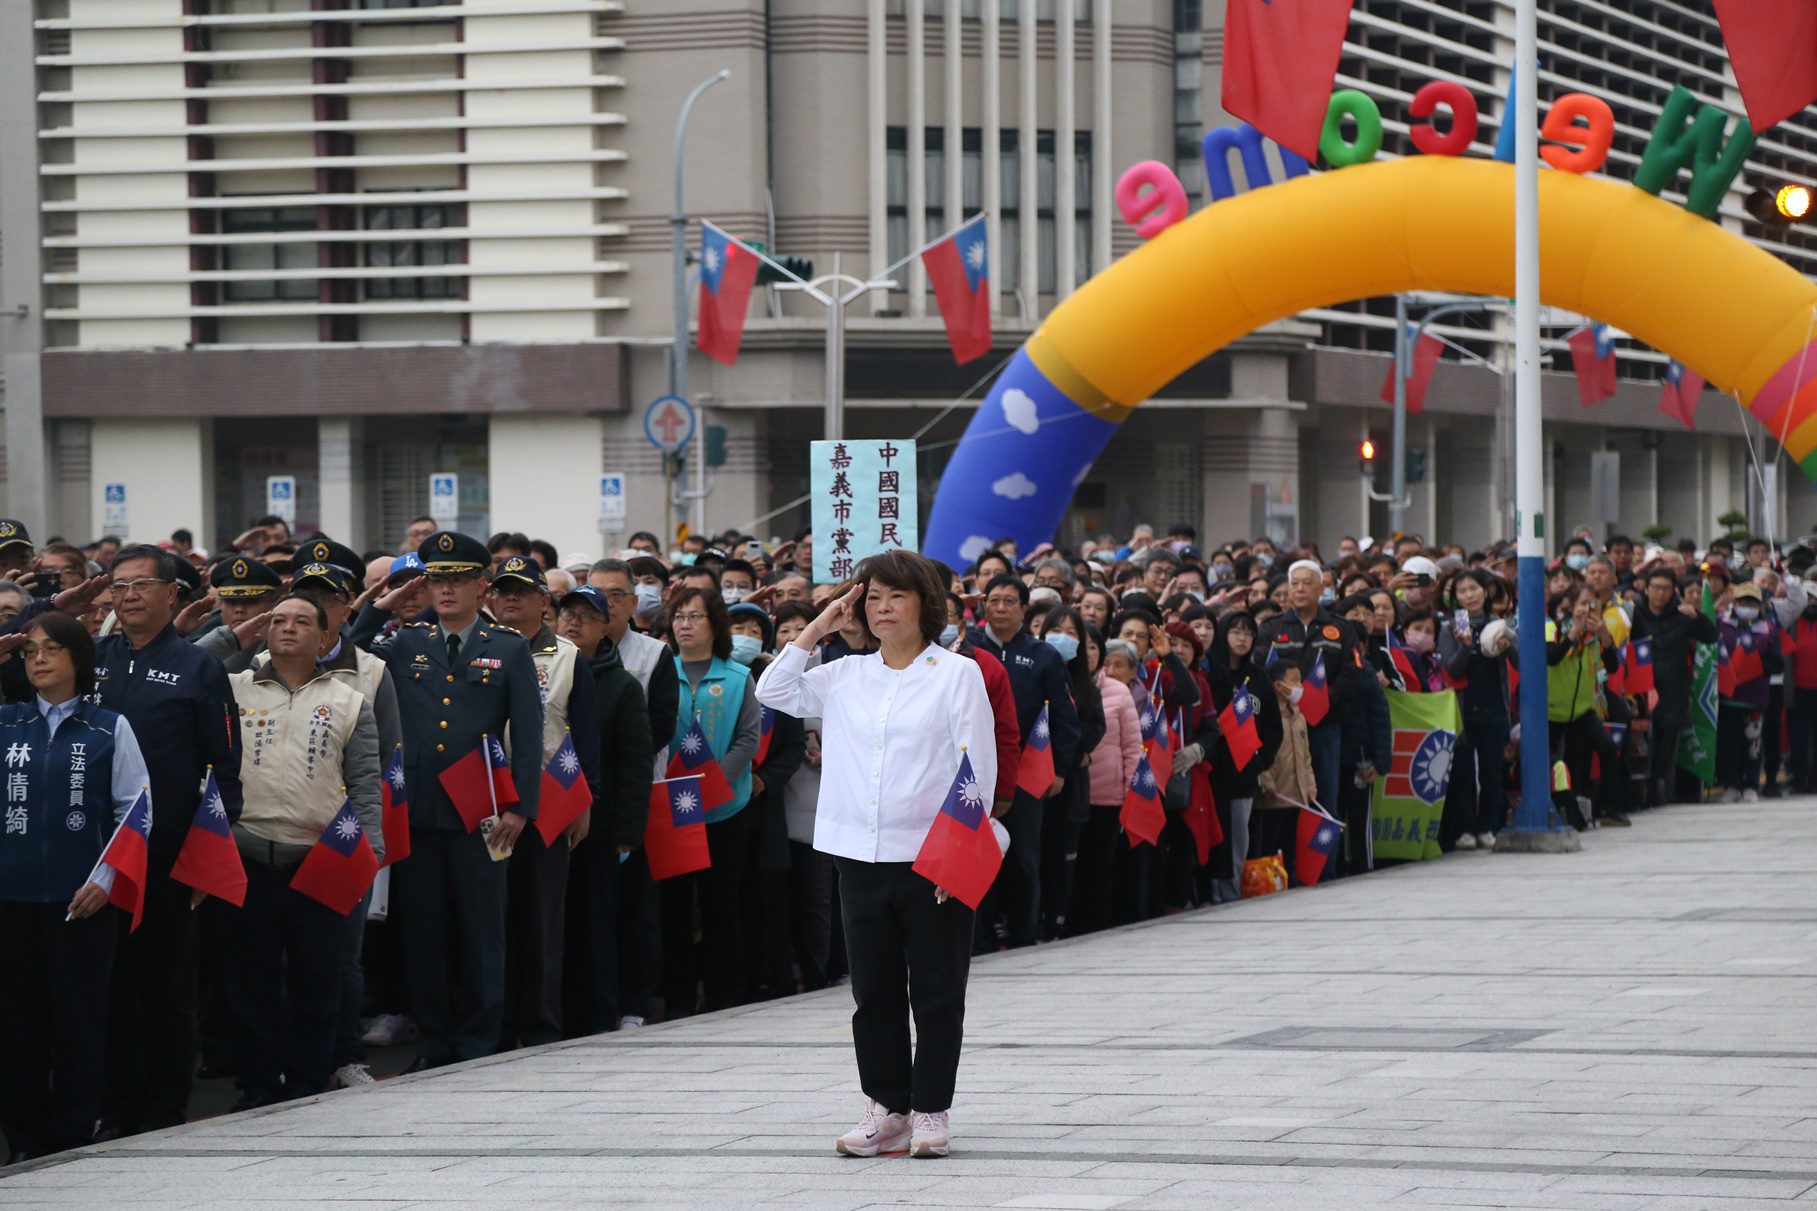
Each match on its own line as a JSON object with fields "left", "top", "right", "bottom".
{"left": 221, "top": 206, "right": 318, "bottom": 303}
{"left": 362, "top": 203, "right": 464, "bottom": 301}
{"left": 888, "top": 126, "right": 1091, "bottom": 296}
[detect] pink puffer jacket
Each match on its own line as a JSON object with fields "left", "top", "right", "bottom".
{"left": 1089, "top": 672, "right": 1144, "bottom": 806}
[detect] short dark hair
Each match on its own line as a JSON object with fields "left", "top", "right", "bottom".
{"left": 1645, "top": 567, "right": 1679, "bottom": 588}
{"left": 667, "top": 585, "right": 732, "bottom": 660}
{"left": 679, "top": 565, "right": 721, "bottom": 590}
{"left": 771, "top": 600, "right": 818, "bottom": 631}
{"left": 171, "top": 528, "right": 193, "bottom": 546}
{"left": 410, "top": 515, "right": 435, "bottom": 528}
{"left": 529, "top": 539, "right": 560, "bottom": 568}
{"left": 982, "top": 574, "right": 1029, "bottom": 604}
{"left": 110, "top": 544, "right": 181, "bottom": 582}
{"left": 488, "top": 531, "right": 531, "bottom": 556}
{"left": 278, "top": 592, "right": 330, "bottom": 630}
{"left": 854, "top": 550, "right": 950, "bottom": 645}
{"left": 26, "top": 610, "right": 96, "bottom": 694}
{"left": 591, "top": 558, "right": 633, "bottom": 583}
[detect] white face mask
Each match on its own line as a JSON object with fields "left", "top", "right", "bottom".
{"left": 1734, "top": 604, "right": 1760, "bottom": 623}
{"left": 633, "top": 583, "right": 663, "bottom": 616}
{"left": 722, "top": 587, "right": 747, "bottom": 604}
{"left": 1286, "top": 684, "right": 1304, "bottom": 705}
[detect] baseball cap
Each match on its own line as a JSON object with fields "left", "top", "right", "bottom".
{"left": 386, "top": 552, "right": 426, "bottom": 585}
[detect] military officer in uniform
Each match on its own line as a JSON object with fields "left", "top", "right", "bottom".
{"left": 0, "top": 519, "right": 33, "bottom": 580}
{"left": 191, "top": 557, "right": 284, "bottom": 670}
{"left": 485, "top": 555, "right": 600, "bottom": 1048}
{"left": 350, "top": 531, "right": 543, "bottom": 1070}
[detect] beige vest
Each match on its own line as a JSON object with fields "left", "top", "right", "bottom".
{"left": 530, "top": 633, "right": 580, "bottom": 761}
{"left": 256, "top": 644, "right": 384, "bottom": 706}
{"left": 229, "top": 667, "right": 364, "bottom": 849}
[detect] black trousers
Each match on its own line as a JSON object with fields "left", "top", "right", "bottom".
{"left": 1764, "top": 682, "right": 1785, "bottom": 786}
{"left": 0, "top": 900, "right": 115, "bottom": 1156}
{"left": 1038, "top": 783, "right": 1083, "bottom": 939}
{"left": 615, "top": 849, "right": 661, "bottom": 1020}
{"left": 103, "top": 868, "right": 198, "bottom": 1131}
{"left": 393, "top": 826, "right": 508, "bottom": 1064}
{"left": 834, "top": 858, "right": 973, "bottom": 1114}
{"left": 1649, "top": 697, "right": 1691, "bottom": 805}
{"left": 789, "top": 840, "right": 837, "bottom": 991}
{"left": 1551, "top": 712, "right": 1625, "bottom": 818}
{"left": 1788, "top": 687, "right": 1817, "bottom": 789}
{"left": 1716, "top": 703, "right": 1764, "bottom": 790}
{"left": 222, "top": 859, "right": 345, "bottom": 1105}
{"left": 660, "top": 805, "right": 753, "bottom": 1016}
{"left": 332, "top": 886, "right": 371, "bottom": 1069}
{"left": 563, "top": 836, "right": 625, "bottom": 1037}
{"left": 503, "top": 826, "right": 569, "bottom": 1047}
{"left": 996, "top": 789, "right": 1043, "bottom": 947}
{"left": 1067, "top": 804, "right": 1120, "bottom": 936}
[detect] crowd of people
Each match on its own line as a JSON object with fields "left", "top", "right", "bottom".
{"left": 0, "top": 507, "right": 1805, "bottom": 1162}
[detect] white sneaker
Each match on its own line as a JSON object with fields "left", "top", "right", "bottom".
{"left": 618, "top": 1015, "right": 644, "bottom": 1030}
{"left": 360, "top": 1014, "right": 412, "bottom": 1047}
{"left": 1453, "top": 832, "right": 1477, "bottom": 850}
{"left": 910, "top": 1110, "right": 950, "bottom": 1158}
{"left": 1741, "top": 789, "right": 1761, "bottom": 803}
{"left": 1475, "top": 832, "right": 1496, "bottom": 849}
{"left": 1720, "top": 788, "right": 1743, "bottom": 804}
{"left": 835, "top": 1100, "right": 910, "bottom": 1157}
{"left": 333, "top": 1063, "right": 376, "bottom": 1089}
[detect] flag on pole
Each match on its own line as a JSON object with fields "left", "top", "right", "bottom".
{"left": 380, "top": 744, "right": 410, "bottom": 867}
{"left": 1120, "top": 752, "right": 1165, "bottom": 847}
{"left": 644, "top": 774, "right": 711, "bottom": 881}
{"left": 1622, "top": 638, "right": 1655, "bottom": 698}
{"left": 1300, "top": 653, "right": 1331, "bottom": 726}
{"left": 1379, "top": 328, "right": 1444, "bottom": 415}
{"left": 168, "top": 768, "right": 245, "bottom": 907}
{"left": 1568, "top": 324, "right": 1617, "bottom": 406}
{"left": 98, "top": 789, "right": 153, "bottom": 932}
{"left": 437, "top": 733, "right": 519, "bottom": 833}
{"left": 1659, "top": 361, "right": 1703, "bottom": 430}
{"left": 535, "top": 731, "right": 593, "bottom": 847}
{"left": 1711, "top": 0, "right": 1817, "bottom": 134}
{"left": 1220, "top": 0, "right": 1356, "bottom": 162}
{"left": 666, "top": 715, "right": 734, "bottom": 812}
{"left": 1015, "top": 702, "right": 1057, "bottom": 797}
{"left": 1294, "top": 802, "right": 1342, "bottom": 886}
{"left": 753, "top": 705, "right": 776, "bottom": 771}
{"left": 911, "top": 751, "right": 1004, "bottom": 909}
{"left": 696, "top": 221, "right": 761, "bottom": 367}
{"left": 290, "top": 796, "right": 381, "bottom": 916}
{"left": 1183, "top": 763, "right": 1223, "bottom": 865}
{"left": 1217, "top": 687, "right": 1263, "bottom": 771}
{"left": 921, "top": 215, "right": 991, "bottom": 365}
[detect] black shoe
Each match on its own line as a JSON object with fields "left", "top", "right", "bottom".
{"left": 1762, "top": 784, "right": 1784, "bottom": 799}
{"left": 1596, "top": 811, "right": 1633, "bottom": 827}
{"left": 400, "top": 1055, "right": 446, "bottom": 1075}
{"left": 91, "top": 1120, "right": 137, "bottom": 1144}
{"left": 6, "top": 1150, "right": 33, "bottom": 1166}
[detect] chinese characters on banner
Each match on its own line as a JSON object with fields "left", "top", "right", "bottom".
{"left": 810, "top": 439, "right": 919, "bottom": 584}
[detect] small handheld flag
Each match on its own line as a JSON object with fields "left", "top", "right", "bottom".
{"left": 169, "top": 768, "right": 246, "bottom": 907}
{"left": 437, "top": 733, "right": 519, "bottom": 833}
{"left": 644, "top": 774, "right": 711, "bottom": 881}
{"left": 1015, "top": 702, "right": 1057, "bottom": 797}
{"left": 536, "top": 731, "right": 594, "bottom": 847}
{"left": 912, "top": 751, "right": 1004, "bottom": 909}
{"left": 666, "top": 716, "right": 734, "bottom": 812}
{"left": 290, "top": 796, "right": 381, "bottom": 916}
{"left": 1218, "top": 688, "right": 1263, "bottom": 771}
{"left": 754, "top": 705, "right": 776, "bottom": 771}
{"left": 1119, "top": 752, "right": 1165, "bottom": 848}
{"left": 380, "top": 745, "right": 410, "bottom": 866}
{"left": 1183, "top": 763, "right": 1223, "bottom": 866}
{"left": 1300, "top": 653, "right": 1331, "bottom": 727}
{"left": 1623, "top": 639, "right": 1656, "bottom": 697}
{"left": 97, "top": 789, "right": 153, "bottom": 931}
{"left": 1294, "top": 803, "right": 1342, "bottom": 887}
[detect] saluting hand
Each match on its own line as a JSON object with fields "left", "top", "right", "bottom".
{"left": 232, "top": 610, "right": 273, "bottom": 650}
{"left": 0, "top": 633, "right": 25, "bottom": 664}
{"left": 802, "top": 582, "right": 863, "bottom": 648}
{"left": 54, "top": 574, "right": 110, "bottom": 617}
{"left": 174, "top": 593, "right": 216, "bottom": 636}
{"left": 373, "top": 579, "right": 421, "bottom": 615}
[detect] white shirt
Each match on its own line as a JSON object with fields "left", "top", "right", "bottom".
{"left": 756, "top": 642, "right": 997, "bottom": 863}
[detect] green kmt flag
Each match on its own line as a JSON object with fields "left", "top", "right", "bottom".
{"left": 1372, "top": 689, "right": 1460, "bottom": 861}
{"left": 1677, "top": 582, "right": 1718, "bottom": 785}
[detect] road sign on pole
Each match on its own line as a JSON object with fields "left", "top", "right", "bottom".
{"left": 644, "top": 395, "right": 696, "bottom": 453}
{"left": 102, "top": 483, "right": 128, "bottom": 536}
{"left": 599, "top": 472, "right": 627, "bottom": 535}
{"left": 266, "top": 475, "right": 297, "bottom": 527}
{"left": 429, "top": 473, "right": 459, "bottom": 524}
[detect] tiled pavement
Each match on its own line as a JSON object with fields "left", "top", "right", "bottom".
{"left": 5, "top": 797, "right": 1816, "bottom": 1209}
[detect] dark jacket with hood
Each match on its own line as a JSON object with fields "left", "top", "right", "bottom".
{"left": 1203, "top": 611, "right": 1285, "bottom": 801}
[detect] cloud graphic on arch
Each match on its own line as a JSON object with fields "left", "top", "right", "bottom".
{"left": 1001, "top": 389, "right": 1041, "bottom": 435}
{"left": 958, "top": 535, "right": 995, "bottom": 563}
{"left": 992, "top": 472, "right": 1039, "bottom": 500}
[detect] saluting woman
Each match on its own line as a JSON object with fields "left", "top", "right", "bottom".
{"left": 756, "top": 550, "right": 997, "bottom": 1160}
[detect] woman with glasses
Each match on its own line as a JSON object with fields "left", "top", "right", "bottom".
{"left": 659, "top": 586, "right": 761, "bottom": 1018}
{"left": 0, "top": 611, "right": 150, "bottom": 1161}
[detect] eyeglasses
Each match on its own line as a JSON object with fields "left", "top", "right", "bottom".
{"left": 599, "top": 589, "right": 634, "bottom": 602}
{"left": 671, "top": 612, "right": 709, "bottom": 625}
{"left": 109, "top": 578, "right": 171, "bottom": 597}
{"left": 557, "top": 607, "right": 604, "bottom": 624}
{"left": 21, "top": 642, "right": 65, "bottom": 659}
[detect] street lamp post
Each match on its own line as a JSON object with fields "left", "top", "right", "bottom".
{"left": 668, "top": 69, "right": 730, "bottom": 545}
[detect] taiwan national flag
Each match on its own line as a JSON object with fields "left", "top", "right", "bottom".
{"left": 1721, "top": 630, "right": 1765, "bottom": 697}
{"left": 696, "top": 220, "right": 761, "bottom": 367}
{"left": 1294, "top": 803, "right": 1342, "bottom": 887}
{"left": 1300, "top": 653, "right": 1331, "bottom": 727}
{"left": 1183, "top": 763, "right": 1223, "bottom": 866}
{"left": 912, "top": 752, "right": 1004, "bottom": 910}
{"left": 168, "top": 768, "right": 246, "bottom": 907}
{"left": 1659, "top": 361, "right": 1703, "bottom": 430}
{"left": 1120, "top": 752, "right": 1165, "bottom": 848}
{"left": 645, "top": 774, "right": 711, "bottom": 881}
{"left": 1220, "top": 0, "right": 1356, "bottom": 162}
{"left": 1141, "top": 688, "right": 1175, "bottom": 775}
{"left": 290, "top": 797, "right": 381, "bottom": 916}
{"left": 1711, "top": 0, "right": 1817, "bottom": 134}
{"left": 1219, "top": 688, "right": 1263, "bottom": 771}
{"left": 1379, "top": 328, "right": 1443, "bottom": 415}
{"left": 1015, "top": 703, "right": 1057, "bottom": 797}
{"left": 1568, "top": 324, "right": 1617, "bottom": 406}
{"left": 922, "top": 215, "right": 991, "bottom": 365}
{"left": 1623, "top": 638, "right": 1656, "bottom": 697}
{"left": 98, "top": 789, "right": 153, "bottom": 932}
{"left": 667, "top": 716, "right": 734, "bottom": 812}
{"left": 535, "top": 731, "right": 593, "bottom": 848}
{"left": 753, "top": 705, "right": 776, "bottom": 771}
{"left": 380, "top": 745, "right": 410, "bottom": 867}
{"left": 438, "top": 733, "right": 519, "bottom": 833}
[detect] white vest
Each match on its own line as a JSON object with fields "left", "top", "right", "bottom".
{"left": 614, "top": 627, "right": 669, "bottom": 776}
{"left": 529, "top": 632, "right": 580, "bottom": 761}
{"left": 229, "top": 667, "right": 363, "bottom": 850}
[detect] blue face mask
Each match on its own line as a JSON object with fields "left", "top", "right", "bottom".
{"left": 938, "top": 624, "right": 959, "bottom": 647}
{"left": 1255, "top": 552, "right": 1274, "bottom": 570}
{"left": 1566, "top": 553, "right": 1590, "bottom": 571}
{"left": 729, "top": 634, "right": 762, "bottom": 666}
{"left": 1046, "top": 632, "right": 1080, "bottom": 663}
{"left": 1319, "top": 588, "right": 1337, "bottom": 606}
{"left": 633, "top": 583, "right": 663, "bottom": 615}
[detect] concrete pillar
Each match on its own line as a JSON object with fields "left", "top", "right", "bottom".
{"left": 0, "top": 0, "right": 46, "bottom": 538}
{"left": 90, "top": 419, "right": 212, "bottom": 545}
{"left": 318, "top": 418, "right": 368, "bottom": 551}
{"left": 1202, "top": 350, "right": 1300, "bottom": 544}
{"left": 488, "top": 414, "right": 604, "bottom": 557}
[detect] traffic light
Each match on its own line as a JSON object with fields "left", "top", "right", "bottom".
{"left": 1359, "top": 438, "right": 1377, "bottom": 478}
{"left": 755, "top": 254, "right": 814, "bottom": 285}
{"left": 1746, "top": 181, "right": 1813, "bottom": 226}
{"left": 1407, "top": 446, "right": 1428, "bottom": 484}
{"left": 705, "top": 424, "right": 728, "bottom": 468}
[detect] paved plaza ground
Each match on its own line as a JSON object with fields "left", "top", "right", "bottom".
{"left": 4, "top": 796, "right": 1816, "bottom": 1210}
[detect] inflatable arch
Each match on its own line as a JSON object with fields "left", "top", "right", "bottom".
{"left": 922, "top": 154, "right": 1817, "bottom": 569}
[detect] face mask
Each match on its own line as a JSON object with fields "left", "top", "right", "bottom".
{"left": 729, "top": 634, "right": 762, "bottom": 665}
{"left": 1091, "top": 550, "right": 1115, "bottom": 565}
{"left": 722, "top": 587, "right": 747, "bottom": 604}
{"left": 1186, "top": 589, "right": 1205, "bottom": 603}
{"left": 1255, "top": 553, "right": 1274, "bottom": 570}
{"left": 1403, "top": 629, "right": 1435, "bottom": 653}
{"left": 1566, "top": 553, "right": 1590, "bottom": 571}
{"left": 1286, "top": 684, "right": 1304, "bottom": 705}
{"left": 1318, "top": 588, "right": 1336, "bottom": 606}
{"left": 938, "top": 623, "right": 959, "bottom": 647}
{"left": 1211, "top": 563, "right": 1232, "bottom": 581}
{"left": 633, "top": 583, "right": 663, "bottom": 615}
{"left": 1045, "top": 632, "right": 1080, "bottom": 663}
{"left": 1734, "top": 605, "right": 1760, "bottom": 623}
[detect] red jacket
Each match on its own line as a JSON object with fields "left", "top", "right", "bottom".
{"left": 964, "top": 645, "right": 1022, "bottom": 803}
{"left": 1792, "top": 615, "right": 1817, "bottom": 689}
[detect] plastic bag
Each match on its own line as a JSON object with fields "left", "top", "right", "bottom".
{"left": 1241, "top": 852, "right": 1288, "bottom": 898}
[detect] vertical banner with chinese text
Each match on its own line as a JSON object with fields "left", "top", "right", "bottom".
{"left": 810, "top": 439, "right": 919, "bottom": 584}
